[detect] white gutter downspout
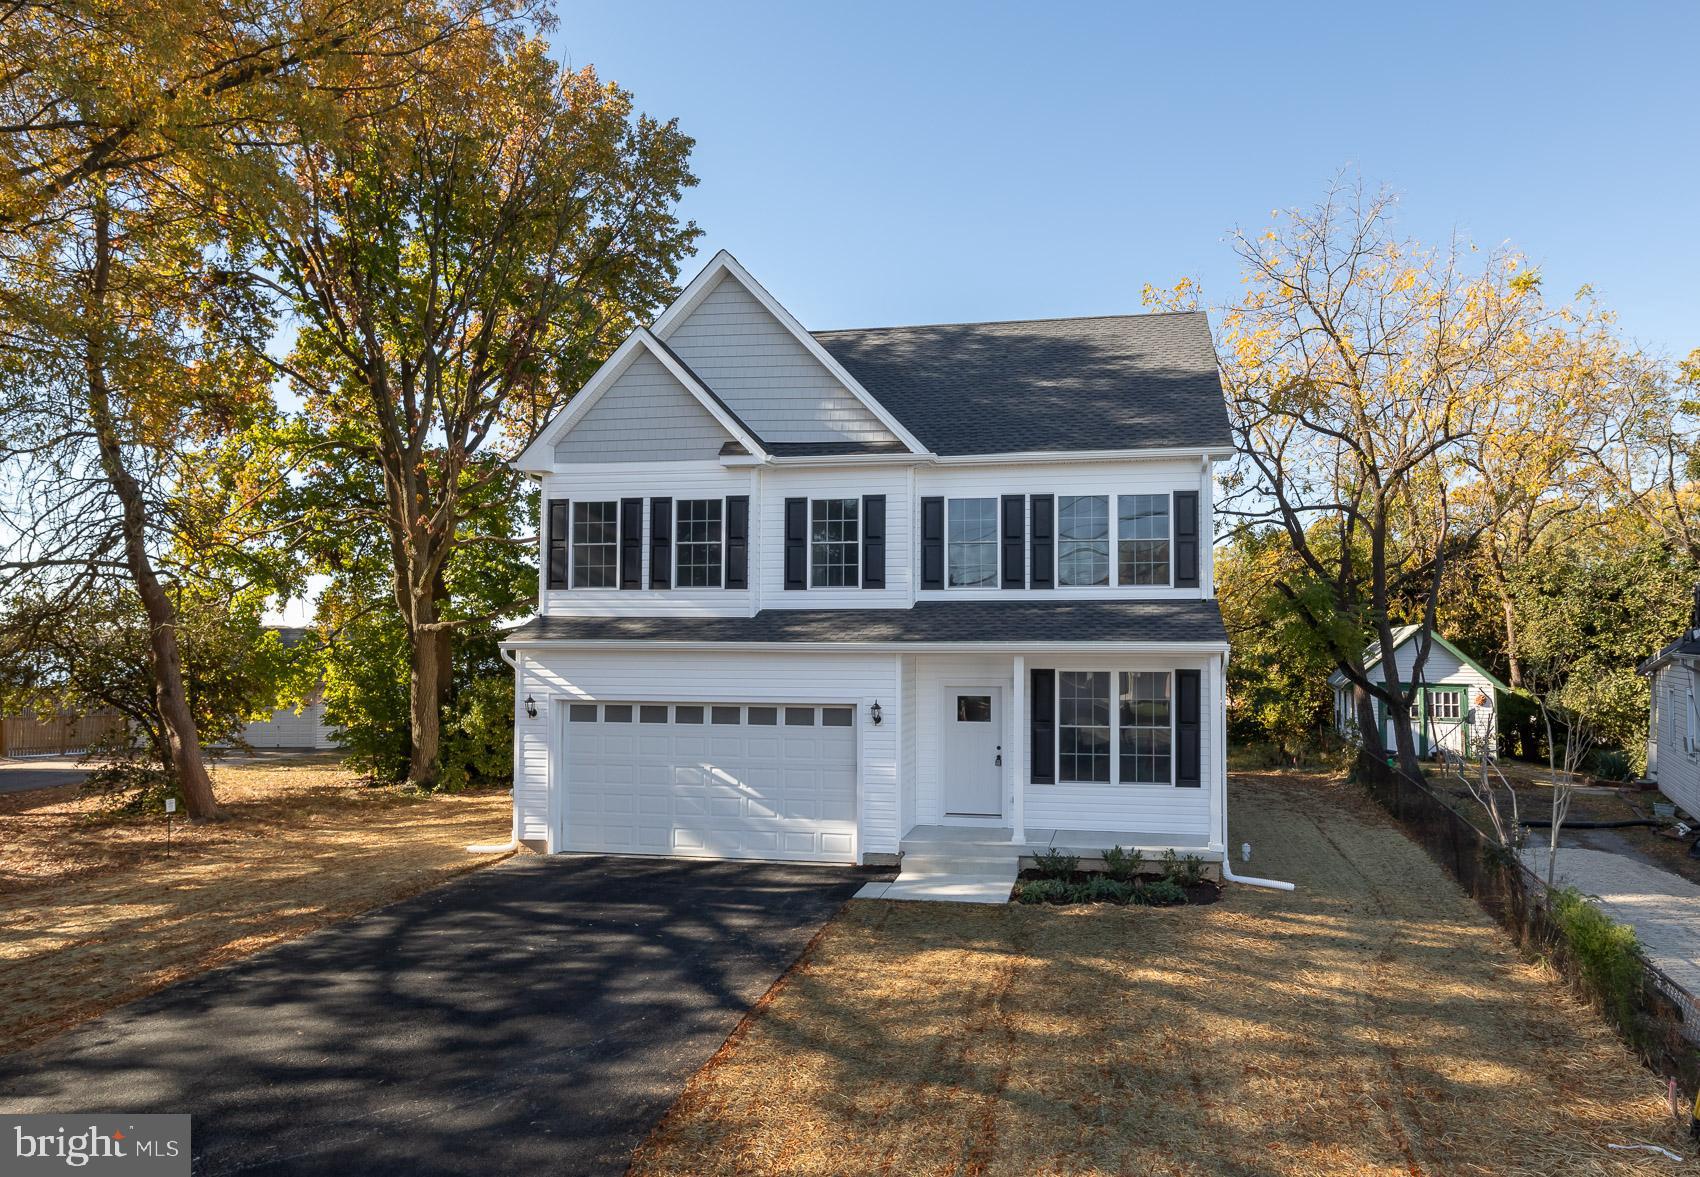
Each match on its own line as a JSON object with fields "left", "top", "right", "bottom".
{"left": 1214, "top": 650, "right": 1294, "bottom": 892}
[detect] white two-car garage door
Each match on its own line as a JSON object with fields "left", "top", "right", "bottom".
{"left": 562, "top": 702, "right": 858, "bottom": 863}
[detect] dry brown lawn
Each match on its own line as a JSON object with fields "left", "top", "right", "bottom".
{"left": 632, "top": 771, "right": 1691, "bottom": 1177}
{"left": 0, "top": 754, "right": 512, "bottom": 1055}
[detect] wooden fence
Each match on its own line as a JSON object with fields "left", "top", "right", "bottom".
{"left": 0, "top": 711, "right": 126, "bottom": 757}
{"left": 1355, "top": 751, "right": 1700, "bottom": 1093}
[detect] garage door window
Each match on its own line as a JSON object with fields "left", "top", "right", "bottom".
{"left": 640, "top": 705, "right": 668, "bottom": 723}
{"left": 748, "top": 706, "right": 778, "bottom": 725}
{"left": 823, "top": 707, "right": 854, "bottom": 727}
{"left": 604, "top": 705, "right": 632, "bottom": 723}
{"left": 712, "top": 706, "right": 741, "bottom": 724}
{"left": 785, "top": 706, "right": 816, "bottom": 726}
{"left": 675, "top": 705, "right": 704, "bottom": 724}
{"left": 569, "top": 703, "right": 598, "bottom": 722}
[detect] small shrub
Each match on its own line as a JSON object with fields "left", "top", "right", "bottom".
{"left": 1085, "top": 875, "right": 1134, "bottom": 904}
{"left": 1101, "top": 844, "right": 1144, "bottom": 882}
{"left": 1159, "top": 848, "right": 1183, "bottom": 883}
{"left": 1016, "top": 878, "right": 1067, "bottom": 905}
{"left": 1550, "top": 886, "right": 1643, "bottom": 1029}
{"left": 1136, "top": 878, "right": 1188, "bottom": 906}
{"left": 1032, "top": 847, "right": 1080, "bottom": 879}
{"left": 1177, "top": 854, "right": 1208, "bottom": 887}
{"left": 1591, "top": 749, "right": 1632, "bottom": 782}
{"left": 1065, "top": 881, "right": 1093, "bottom": 904}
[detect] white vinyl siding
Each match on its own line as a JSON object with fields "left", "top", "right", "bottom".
{"left": 762, "top": 466, "right": 910, "bottom": 609}
{"left": 660, "top": 274, "right": 898, "bottom": 445}
{"left": 1650, "top": 664, "right": 1700, "bottom": 817}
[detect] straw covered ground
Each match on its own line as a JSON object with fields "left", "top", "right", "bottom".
{"left": 632, "top": 770, "right": 1690, "bottom": 1176}
{"left": 0, "top": 753, "right": 512, "bottom": 1055}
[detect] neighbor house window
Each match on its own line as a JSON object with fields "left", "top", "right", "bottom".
{"left": 572, "top": 501, "right": 618, "bottom": 587}
{"left": 1057, "top": 496, "right": 1108, "bottom": 586}
{"left": 675, "top": 499, "right": 723, "bottom": 588}
{"left": 811, "top": 498, "right": 859, "bottom": 587}
{"left": 1117, "top": 495, "right": 1170, "bottom": 585}
{"left": 1119, "top": 672, "right": 1171, "bottom": 783}
{"left": 1430, "top": 692, "right": 1462, "bottom": 721}
{"left": 1058, "top": 670, "right": 1111, "bottom": 782}
{"left": 947, "top": 497, "right": 998, "bottom": 587}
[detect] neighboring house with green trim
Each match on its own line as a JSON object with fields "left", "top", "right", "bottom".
{"left": 1329, "top": 626, "right": 1510, "bottom": 760}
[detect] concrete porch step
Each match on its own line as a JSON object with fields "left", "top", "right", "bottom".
{"left": 858, "top": 873, "right": 1016, "bottom": 904}
{"left": 896, "top": 854, "right": 1023, "bottom": 876}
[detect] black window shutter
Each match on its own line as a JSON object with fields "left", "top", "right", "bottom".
{"left": 783, "top": 497, "right": 807, "bottom": 590}
{"left": 1001, "top": 494, "right": 1026, "bottom": 589}
{"left": 724, "top": 495, "right": 749, "bottom": 590}
{"left": 920, "top": 496, "right": 945, "bottom": 590}
{"left": 619, "top": 498, "right": 643, "bottom": 589}
{"left": 1030, "top": 668, "right": 1056, "bottom": 785}
{"left": 1030, "top": 495, "right": 1055, "bottom": 589}
{"left": 546, "top": 499, "right": 569, "bottom": 589}
{"left": 1176, "top": 668, "right": 1201, "bottom": 786}
{"left": 862, "top": 495, "right": 886, "bottom": 589}
{"left": 649, "top": 498, "right": 672, "bottom": 589}
{"left": 1173, "top": 490, "right": 1200, "bottom": 588}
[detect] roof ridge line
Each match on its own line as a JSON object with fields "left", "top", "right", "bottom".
{"left": 812, "top": 309, "right": 1208, "bottom": 335}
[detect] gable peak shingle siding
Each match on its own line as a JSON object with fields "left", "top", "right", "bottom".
{"left": 661, "top": 274, "right": 901, "bottom": 447}
{"left": 553, "top": 349, "right": 732, "bottom": 463}
{"left": 811, "top": 309, "right": 1230, "bottom": 456}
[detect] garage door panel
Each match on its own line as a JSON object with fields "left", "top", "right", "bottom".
{"left": 563, "top": 701, "right": 857, "bottom": 863}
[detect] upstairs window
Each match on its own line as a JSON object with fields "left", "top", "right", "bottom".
{"left": 947, "top": 497, "right": 998, "bottom": 588}
{"left": 1119, "top": 671, "right": 1172, "bottom": 783}
{"left": 1057, "top": 496, "right": 1109, "bottom": 587}
{"left": 572, "top": 501, "right": 618, "bottom": 588}
{"left": 811, "top": 498, "right": 860, "bottom": 587}
{"left": 676, "top": 499, "right": 723, "bottom": 588}
{"left": 1117, "top": 494, "right": 1170, "bottom": 585}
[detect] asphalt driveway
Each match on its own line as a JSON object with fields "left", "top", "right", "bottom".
{"left": 0, "top": 756, "right": 91, "bottom": 793}
{"left": 0, "top": 854, "right": 876, "bottom": 1175}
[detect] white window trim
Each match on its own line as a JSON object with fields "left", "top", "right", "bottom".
{"left": 945, "top": 496, "right": 1000, "bottom": 590}
{"left": 806, "top": 496, "right": 861, "bottom": 590}
{"left": 569, "top": 499, "right": 621, "bottom": 590}
{"left": 1115, "top": 492, "right": 1174, "bottom": 589}
{"left": 1053, "top": 667, "right": 1178, "bottom": 788}
{"left": 673, "top": 495, "right": 726, "bottom": 590}
{"left": 1685, "top": 671, "right": 1699, "bottom": 758}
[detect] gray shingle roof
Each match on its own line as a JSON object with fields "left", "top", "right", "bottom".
{"left": 505, "top": 600, "right": 1227, "bottom": 646}
{"left": 811, "top": 311, "right": 1230, "bottom": 456}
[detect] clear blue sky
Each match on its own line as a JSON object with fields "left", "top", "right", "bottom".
{"left": 551, "top": 0, "right": 1696, "bottom": 356}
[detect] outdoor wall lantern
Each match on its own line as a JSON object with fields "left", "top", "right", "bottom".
{"left": 524, "top": 695, "right": 538, "bottom": 719}
{"left": 870, "top": 700, "right": 883, "bottom": 726}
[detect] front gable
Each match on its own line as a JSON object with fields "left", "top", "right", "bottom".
{"left": 660, "top": 273, "right": 899, "bottom": 447}
{"left": 554, "top": 349, "right": 733, "bottom": 464}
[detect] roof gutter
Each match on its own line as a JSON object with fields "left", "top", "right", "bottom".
{"left": 498, "top": 638, "right": 1231, "bottom": 656}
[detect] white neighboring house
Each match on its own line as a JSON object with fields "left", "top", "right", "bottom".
{"left": 500, "top": 250, "right": 1233, "bottom": 865}
{"left": 236, "top": 625, "right": 336, "bottom": 751}
{"left": 1329, "top": 626, "right": 1508, "bottom": 760}
{"left": 1637, "top": 601, "right": 1700, "bottom": 818}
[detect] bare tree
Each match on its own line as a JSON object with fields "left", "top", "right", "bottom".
{"left": 1209, "top": 179, "right": 1588, "bottom": 778}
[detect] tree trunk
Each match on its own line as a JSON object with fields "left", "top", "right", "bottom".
{"left": 402, "top": 572, "right": 445, "bottom": 788}
{"left": 84, "top": 198, "right": 220, "bottom": 818}
{"left": 1353, "top": 680, "right": 1385, "bottom": 757}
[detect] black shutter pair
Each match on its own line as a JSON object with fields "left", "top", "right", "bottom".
{"left": 1028, "top": 666, "right": 1202, "bottom": 787}
{"left": 785, "top": 496, "right": 884, "bottom": 589}
{"left": 923, "top": 496, "right": 1046, "bottom": 590}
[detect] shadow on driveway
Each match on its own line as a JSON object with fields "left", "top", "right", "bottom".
{"left": 0, "top": 757, "right": 91, "bottom": 795}
{"left": 0, "top": 854, "right": 877, "bottom": 1175}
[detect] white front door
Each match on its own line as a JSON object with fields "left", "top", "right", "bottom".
{"left": 943, "top": 686, "right": 1003, "bottom": 816}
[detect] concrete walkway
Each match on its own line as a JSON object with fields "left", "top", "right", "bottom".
{"left": 1521, "top": 845, "right": 1700, "bottom": 997}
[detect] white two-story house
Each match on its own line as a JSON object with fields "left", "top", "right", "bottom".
{"left": 502, "top": 251, "right": 1232, "bottom": 868}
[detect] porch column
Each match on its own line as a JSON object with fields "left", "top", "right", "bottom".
{"left": 1011, "top": 654, "right": 1026, "bottom": 844}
